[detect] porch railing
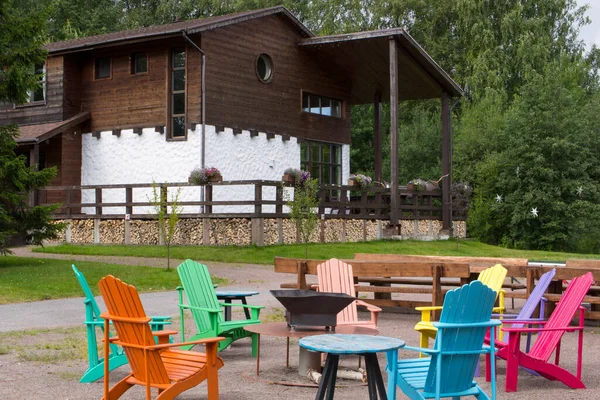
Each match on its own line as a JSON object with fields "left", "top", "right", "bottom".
{"left": 37, "top": 180, "right": 463, "bottom": 221}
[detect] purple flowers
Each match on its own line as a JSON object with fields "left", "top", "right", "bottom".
{"left": 189, "top": 167, "right": 222, "bottom": 185}
{"left": 349, "top": 174, "right": 372, "bottom": 189}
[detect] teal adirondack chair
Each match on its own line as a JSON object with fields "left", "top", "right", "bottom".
{"left": 177, "top": 259, "right": 263, "bottom": 355}
{"left": 387, "top": 280, "right": 501, "bottom": 400}
{"left": 72, "top": 265, "right": 171, "bottom": 383}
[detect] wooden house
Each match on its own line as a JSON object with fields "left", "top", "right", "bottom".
{"left": 0, "top": 6, "right": 461, "bottom": 230}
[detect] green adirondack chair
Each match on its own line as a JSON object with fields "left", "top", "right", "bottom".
{"left": 177, "top": 259, "right": 263, "bottom": 356}
{"left": 72, "top": 265, "right": 172, "bottom": 383}
{"left": 387, "top": 280, "right": 501, "bottom": 400}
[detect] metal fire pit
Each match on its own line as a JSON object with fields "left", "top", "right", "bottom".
{"left": 270, "top": 289, "right": 355, "bottom": 331}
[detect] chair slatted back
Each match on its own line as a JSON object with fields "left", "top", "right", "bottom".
{"left": 425, "top": 280, "right": 496, "bottom": 394}
{"left": 98, "top": 275, "right": 170, "bottom": 385}
{"left": 72, "top": 265, "right": 102, "bottom": 319}
{"left": 511, "top": 269, "right": 556, "bottom": 330}
{"left": 477, "top": 264, "right": 507, "bottom": 299}
{"left": 529, "top": 272, "right": 594, "bottom": 361}
{"left": 317, "top": 259, "right": 358, "bottom": 323}
{"left": 177, "top": 260, "right": 222, "bottom": 332}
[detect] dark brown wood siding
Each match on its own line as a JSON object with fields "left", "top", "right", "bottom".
{"left": 0, "top": 56, "right": 64, "bottom": 126}
{"left": 63, "top": 56, "right": 82, "bottom": 119}
{"left": 202, "top": 14, "right": 352, "bottom": 144}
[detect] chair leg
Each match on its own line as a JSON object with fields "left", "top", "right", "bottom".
{"left": 251, "top": 333, "right": 259, "bottom": 357}
{"left": 419, "top": 333, "right": 428, "bottom": 357}
{"left": 102, "top": 375, "right": 134, "bottom": 400}
{"left": 505, "top": 335, "right": 520, "bottom": 392}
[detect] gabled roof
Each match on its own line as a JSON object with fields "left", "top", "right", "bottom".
{"left": 17, "top": 112, "right": 90, "bottom": 144}
{"left": 45, "top": 6, "right": 313, "bottom": 55}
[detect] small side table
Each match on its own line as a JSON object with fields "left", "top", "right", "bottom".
{"left": 215, "top": 290, "right": 259, "bottom": 321}
{"left": 299, "top": 334, "right": 404, "bottom": 400}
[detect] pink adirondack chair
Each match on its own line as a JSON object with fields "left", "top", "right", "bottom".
{"left": 486, "top": 272, "right": 594, "bottom": 392}
{"left": 315, "top": 258, "right": 380, "bottom": 329}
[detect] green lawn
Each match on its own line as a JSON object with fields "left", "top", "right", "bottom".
{"left": 0, "top": 257, "right": 227, "bottom": 304}
{"left": 33, "top": 239, "right": 599, "bottom": 265}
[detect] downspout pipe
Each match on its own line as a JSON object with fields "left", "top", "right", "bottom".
{"left": 182, "top": 31, "right": 206, "bottom": 169}
{"left": 182, "top": 31, "right": 207, "bottom": 213}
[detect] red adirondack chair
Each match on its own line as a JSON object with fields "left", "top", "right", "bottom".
{"left": 486, "top": 272, "right": 594, "bottom": 392}
{"left": 315, "top": 258, "right": 381, "bottom": 329}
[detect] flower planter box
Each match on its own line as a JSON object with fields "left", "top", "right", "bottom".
{"left": 209, "top": 175, "right": 222, "bottom": 183}
{"left": 282, "top": 174, "right": 295, "bottom": 184}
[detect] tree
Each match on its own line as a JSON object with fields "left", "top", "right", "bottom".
{"left": 149, "top": 183, "right": 181, "bottom": 270}
{"left": 284, "top": 177, "right": 319, "bottom": 259}
{"left": 1, "top": 1, "right": 66, "bottom": 254}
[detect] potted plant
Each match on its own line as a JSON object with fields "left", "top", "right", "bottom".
{"left": 282, "top": 168, "right": 311, "bottom": 186}
{"left": 188, "top": 167, "right": 222, "bottom": 185}
{"left": 348, "top": 173, "right": 372, "bottom": 189}
{"left": 407, "top": 180, "right": 425, "bottom": 192}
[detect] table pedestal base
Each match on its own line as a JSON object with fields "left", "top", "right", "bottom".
{"left": 317, "top": 354, "right": 387, "bottom": 400}
{"left": 298, "top": 348, "right": 322, "bottom": 376}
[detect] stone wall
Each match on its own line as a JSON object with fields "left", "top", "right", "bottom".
{"left": 57, "top": 217, "right": 465, "bottom": 245}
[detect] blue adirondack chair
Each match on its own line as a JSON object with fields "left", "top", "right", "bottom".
{"left": 72, "top": 265, "right": 172, "bottom": 383}
{"left": 387, "top": 280, "right": 501, "bottom": 400}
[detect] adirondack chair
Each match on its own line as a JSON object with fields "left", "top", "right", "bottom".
{"left": 488, "top": 268, "right": 556, "bottom": 351}
{"left": 314, "top": 258, "right": 381, "bottom": 330}
{"left": 486, "top": 272, "right": 594, "bottom": 392}
{"left": 98, "top": 275, "right": 224, "bottom": 400}
{"left": 387, "top": 280, "right": 502, "bottom": 400}
{"left": 177, "top": 259, "right": 263, "bottom": 355}
{"left": 72, "top": 264, "right": 171, "bottom": 383}
{"left": 415, "top": 264, "right": 507, "bottom": 349}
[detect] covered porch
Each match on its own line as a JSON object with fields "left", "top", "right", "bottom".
{"left": 299, "top": 28, "right": 463, "bottom": 235}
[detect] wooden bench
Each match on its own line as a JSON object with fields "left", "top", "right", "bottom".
{"left": 274, "top": 257, "right": 470, "bottom": 314}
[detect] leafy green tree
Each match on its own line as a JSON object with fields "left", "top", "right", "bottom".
{"left": 1, "top": 0, "right": 65, "bottom": 254}
{"left": 149, "top": 183, "right": 182, "bottom": 270}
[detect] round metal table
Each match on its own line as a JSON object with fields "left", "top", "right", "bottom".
{"left": 300, "top": 334, "right": 405, "bottom": 400}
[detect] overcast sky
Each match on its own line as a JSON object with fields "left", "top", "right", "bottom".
{"left": 578, "top": 1, "right": 600, "bottom": 49}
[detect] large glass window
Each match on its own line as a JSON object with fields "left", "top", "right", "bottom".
{"left": 301, "top": 141, "right": 342, "bottom": 185}
{"left": 27, "top": 63, "right": 46, "bottom": 103}
{"left": 302, "top": 93, "right": 342, "bottom": 118}
{"left": 170, "top": 48, "right": 186, "bottom": 138}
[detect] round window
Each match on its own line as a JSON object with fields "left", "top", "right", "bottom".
{"left": 256, "top": 54, "right": 273, "bottom": 83}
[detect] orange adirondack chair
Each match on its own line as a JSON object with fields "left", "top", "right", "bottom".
{"left": 98, "top": 275, "right": 224, "bottom": 400}
{"left": 315, "top": 258, "right": 380, "bottom": 329}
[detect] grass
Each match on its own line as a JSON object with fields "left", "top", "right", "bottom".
{"left": 33, "top": 239, "right": 599, "bottom": 265}
{"left": 0, "top": 257, "right": 228, "bottom": 304}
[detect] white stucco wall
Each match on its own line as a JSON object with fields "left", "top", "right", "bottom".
{"left": 80, "top": 125, "right": 349, "bottom": 214}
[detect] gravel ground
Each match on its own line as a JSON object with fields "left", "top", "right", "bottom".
{"left": 1, "top": 248, "right": 599, "bottom": 399}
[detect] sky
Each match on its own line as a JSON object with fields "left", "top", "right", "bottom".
{"left": 578, "top": 1, "right": 600, "bottom": 49}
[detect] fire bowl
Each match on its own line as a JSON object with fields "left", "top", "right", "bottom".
{"left": 270, "top": 289, "right": 356, "bottom": 331}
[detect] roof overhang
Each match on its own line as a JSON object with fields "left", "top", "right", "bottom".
{"left": 46, "top": 6, "right": 313, "bottom": 56}
{"left": 298, "top": 28, "right": 462, "bottom": 104}
{"left": 16, "top": 112, "right": 90, "bottom": 145}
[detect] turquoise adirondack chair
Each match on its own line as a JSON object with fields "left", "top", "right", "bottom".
{"left": 72, "top": 265, "right": 171, "bottom": 383}
{"left": 177, "top": 259, "right": 263, "bottom": 355}
{"left": 387, "top": 280, "right": 501, "bottom": 400}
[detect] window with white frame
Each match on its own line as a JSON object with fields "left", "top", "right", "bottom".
{"left": 302, "top": 92, "right": 342, "bottom": 118}
{"left": 26, "top": 62, "right": 46, "bottom": 104}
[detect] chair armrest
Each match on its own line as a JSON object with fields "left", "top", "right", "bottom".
{"left": 415, "top": 306, "right": 443, "bottom": 311}
{"left": 503, "top": 325, "right": 583, "bottom": 334}
{"left": 311, "top": 284, "right": 319, "bottom": 290}
{"left": 152, "top": 330, "right": 177, "bottom": 344}
{"left": 355, "top": 299, "right": 382, "bottom": 312}
{"left": 179, "top": 303, "right": 222, "bottom": 314}
{"left": 401, "top": 345, "right": 440, "bottom": 355}
{"left": 217, "top": 302, "right": 265, "bottom": 310}
{"left": 434, "top": 320, "right": 502, "bottom": 329}
{"left": 149, "top": 316, "right": 171, "bottom": 321}
{"left": 114, "top": 336, "right": 225, "bottom": 351}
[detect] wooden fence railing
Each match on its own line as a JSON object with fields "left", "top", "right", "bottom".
{"left": 38, "top": 180, "right": 463, "bottom": 221}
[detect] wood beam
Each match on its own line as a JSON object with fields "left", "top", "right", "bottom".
{"left": 441, "top": 93, "right": 451, "bottom": 233}
{"left": 374, "top": 93, "right": 382, "bottom": 183}
{"left": 389, "top": 39, "right": 400, "bottom": 226}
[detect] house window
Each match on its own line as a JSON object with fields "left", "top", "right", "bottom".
{"left": 301, "top": 141, "right": 342, "bottom": 185}
{"left": 27, "top": 62, "right": 46, "bottom": 103}
{"left": 256, "top": 53, "right": 273, "bottom": 83}
{"left": 95, "top": 57, "right": 111, "bottom": 79}
{"left": 131, "top": 53, "right": 148, "bottom": 74}
{"left": 302, "top": 93, "right": 342, "bottom": 118}
{"left": 170, "top": 48, "right": 186, "bottom": 138}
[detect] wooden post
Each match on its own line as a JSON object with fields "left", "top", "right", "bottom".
{"left": 432, "top": 264, "right": 443, "bottom": 320}
{"left": 374, "top": 93, "right": 382, "bottom": 184}
{"left": 441, "top": 93, "right": 451, "bottom": 233}
{"left": 124, "top": 187, "right": 132, "bottom": 244}
{"left": 297, "top": 261, "right": 308, "bottom": 290}
{"left": 205, "top": 185, "right": 213, "bottom": 214}
{"left": 93, "top": 219, "right": 100, "bottom": 244}
{"left": 254, "top": 183, "right": 262, "bottom": 216}
{"left": 202, "top": 218, "right": 211, "bottom": 246}
{"left": 95, "top": 188, "right": 103, "bottom": 216}
{"left": 389, "top": 38, "right": 400, "bottom": 226}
